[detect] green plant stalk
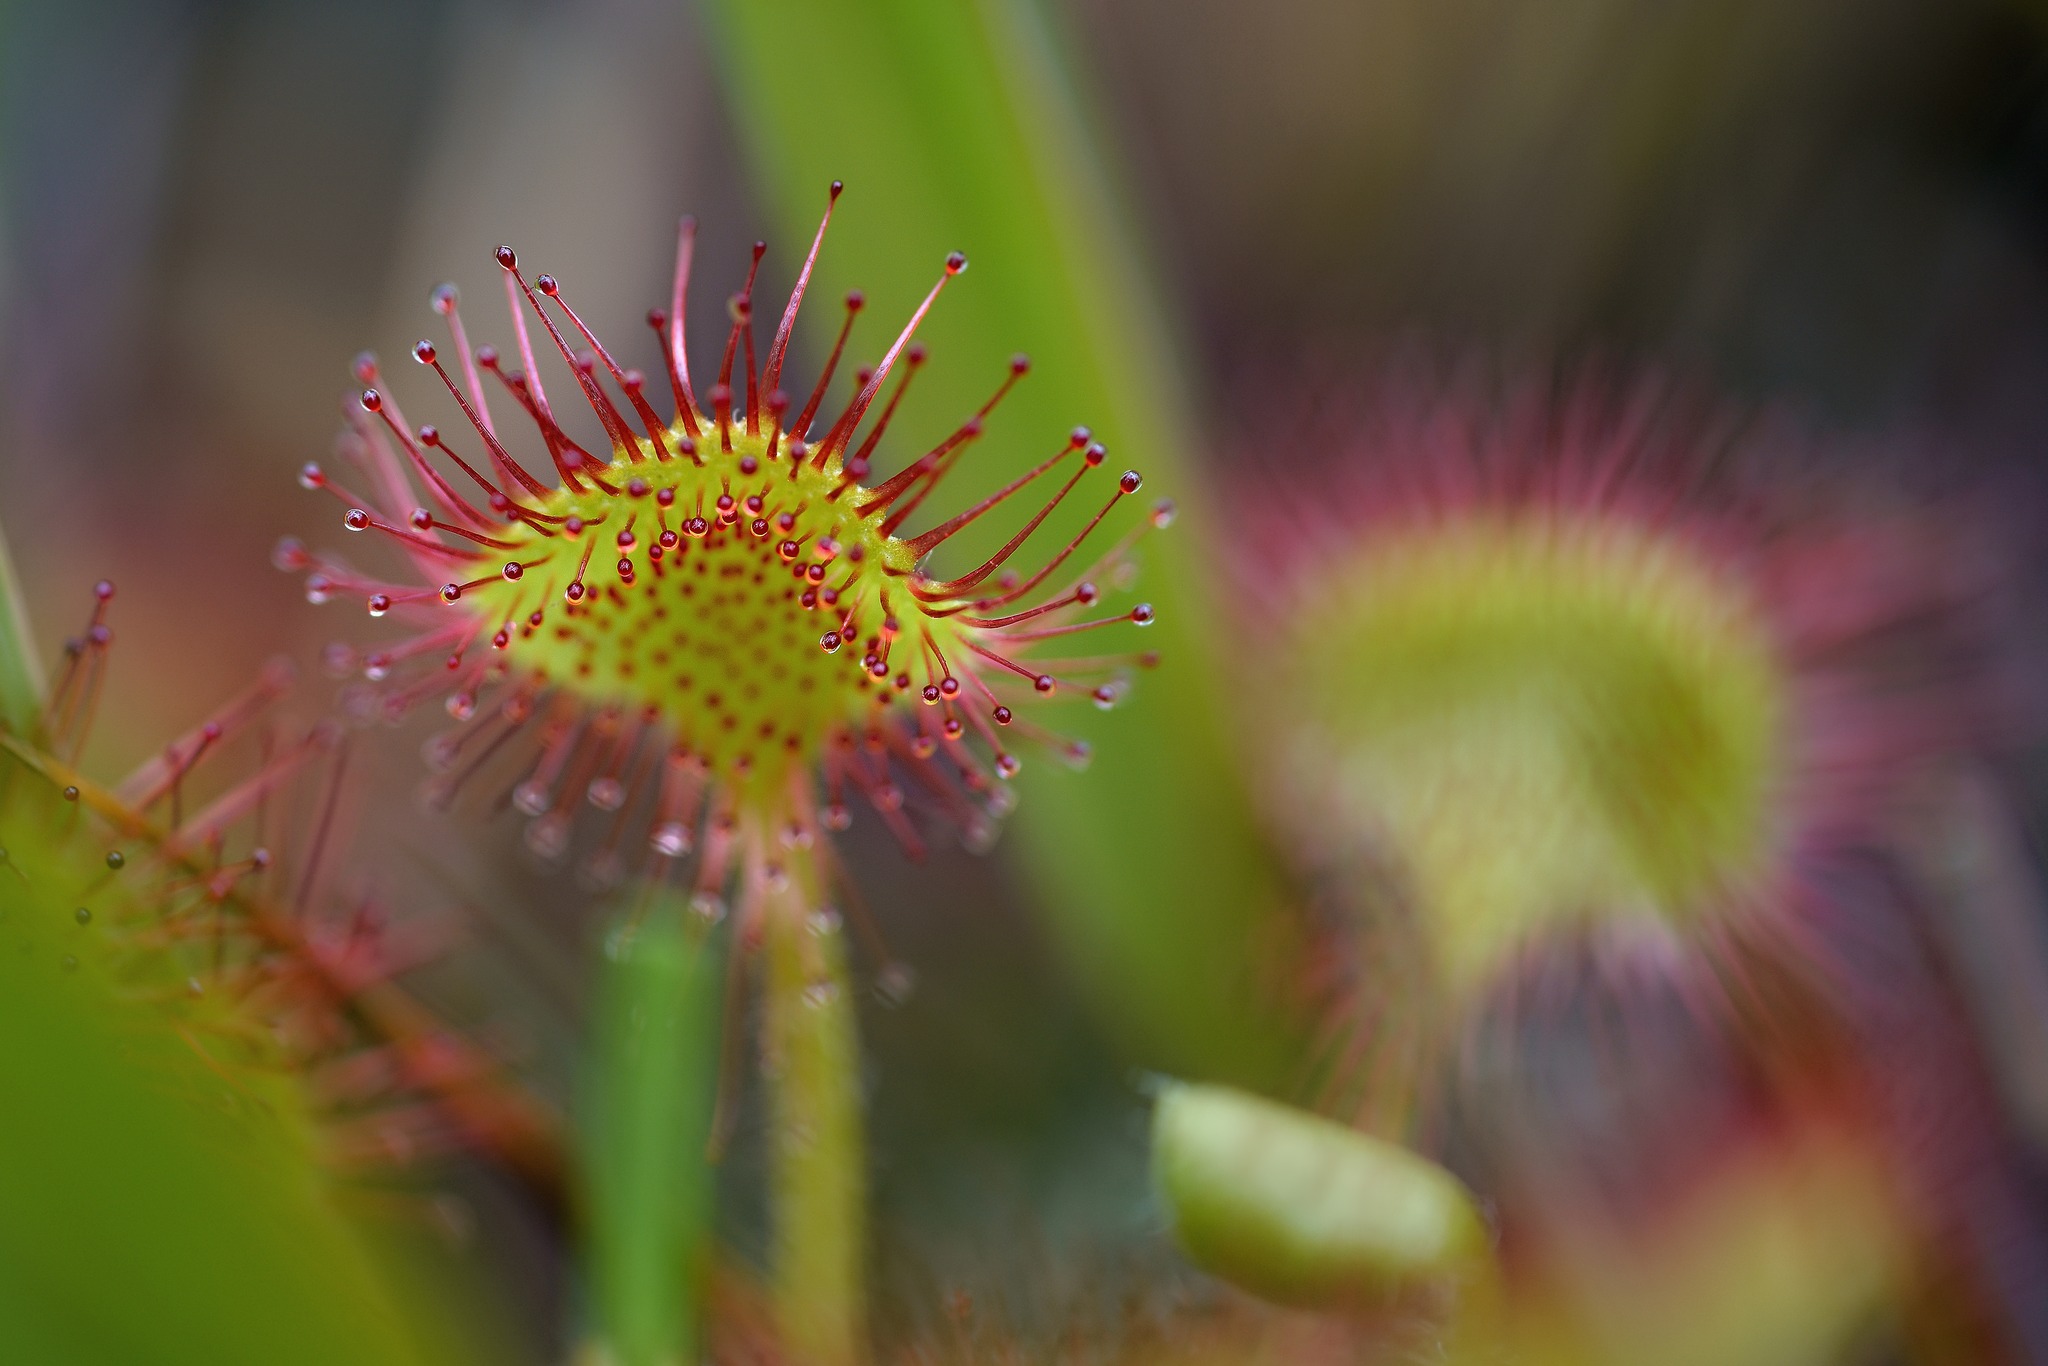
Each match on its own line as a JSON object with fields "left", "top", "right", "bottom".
{"left": 580, "top": 895, "right": 724, "bottom": 1366}
{"left": 0, "top": 512, "right": 45, "bottom": 737}
{"left": 703, "top": 0, "right": 1302, "bottom": 1087}
{"left": 757, "top": 838, "right": 865, "bottom": 1365}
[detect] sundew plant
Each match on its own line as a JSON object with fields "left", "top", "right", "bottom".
{"left": 4, "top": 1, "right": 2048, "bottom": 1364}
{"left": 286, "top": 189, "right": 1168, "bottom": 1363}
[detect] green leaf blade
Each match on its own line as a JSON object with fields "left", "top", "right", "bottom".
{"left": 580, "top": 904, "right": 724, "bottom": 1366}
{"left": 704, "top": 0, "right": 1305, "bottom": 1087}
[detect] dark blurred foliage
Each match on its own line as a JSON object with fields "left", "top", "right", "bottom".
{"left": 5, "top": 0, "right": 2048, "bottom": 1357}
{"left": 1080, "top": 0, "right": 2048, "bottom": 438}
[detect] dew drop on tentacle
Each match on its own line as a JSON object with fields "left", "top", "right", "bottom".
{"left": 961, "top": 816, "right": 1000, "bottom": 856}
{"left": 580, "top": 850, "right": 625, "bottom": 892}
{"left": 875, "top": 961, "right": 916, "bottom": 1006}
{"left": 525, "top": 811, "right": 572, "bottom": 861}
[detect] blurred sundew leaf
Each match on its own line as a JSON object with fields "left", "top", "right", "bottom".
{"left": 0, "top": 848, "right": 441, "bottom": 1365}
{"left": 580, "top": 902, "right": 724, "bottom": 1366}
{"left": 0, "top": 510, "right": 455, "bottom": 1363}
{"left": 703, "top": 0, "right": 1302, "bottom": 1085}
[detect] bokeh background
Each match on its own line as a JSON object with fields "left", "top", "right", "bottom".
{"left": 5, "top": 0, "right": 2048, "bottom": 1358}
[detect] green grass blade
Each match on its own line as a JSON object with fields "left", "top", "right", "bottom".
{"left": 580, "top": 900, "right": 723, "bottom": 1366}
{"left": 702, "top": 0, "right": 1304, "bottom": 1086}
{"left": 0, "top": 516, "right": 46, "bottom": 737}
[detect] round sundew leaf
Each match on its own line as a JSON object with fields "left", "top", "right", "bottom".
{"left": 1152, "top": 1082, "right": 1491, "bottom": 1307}
{"left": 1279, "top": 515, "right": 1784, "bottom": 994}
